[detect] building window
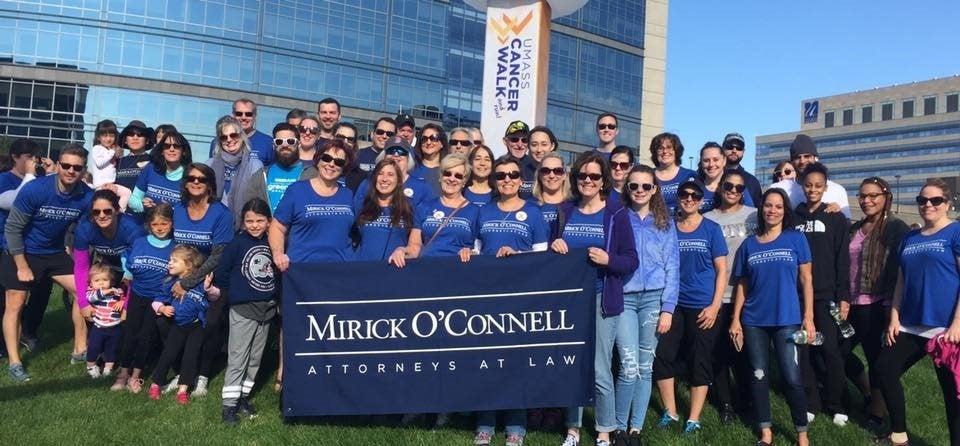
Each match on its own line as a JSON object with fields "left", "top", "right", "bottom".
{"left": 824, "top": 111, "right": 835, "bottom": 128}
{"left": 902, "top": 100, "right": 914, "bottom": 118}
{"left": 861, "top": 105, "right": 873, "bottom": 123}
{"left": 881, "top": 102, "right": 893, "bottom": 120}
{"left": 948, "top": 93, "right": 959, "bottom": 113}
{"left": 924, "top": 96, "right": 936, "bottom": 115}
{"left": 842, "top": 108, "right": 853, "bottom": 126}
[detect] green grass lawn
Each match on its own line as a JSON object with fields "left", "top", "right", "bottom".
{"left": 0, "top": 297, "right": 950, "bottom": 445}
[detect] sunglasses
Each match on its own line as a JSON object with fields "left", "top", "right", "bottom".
{"left": 539, "top": 167, "right": 565, "bottom": 176}
{"left": 298, "top": 126, "right": 320, "bottom": 135}
{"left": 218, "top": 132, "right": 240, "bottom": 142}
{"left": 610, "top": 161, "right": 632, "bottom": 171}
{"left": 91, "top": 208, "right": 114, "bottom": 216}
{"left": 442, "top": 170, "right": 465, "bottom": 180}
{"left": 450, "top": 139, "right": 474, "bottom": 147}
{"left": 374, "top": 129, "right": 396, "bottom": 137}
{"left": 473, "top": 140, "right": 483, "bottom": 146}
{"left": 59, "top": 161, "right": 84, "bottom": 172}
{"left": 724, "top": 145, "right": 745, "bottom": 152}
{"left": 722, "top": 181, "right": 746, "bottom": 193}
{"left": 627, "top": 182, "right": 654, "bottom": 192}
{"left": 858, "top": 192, "right": 884, "bottom": 201}
{"left": 186, "top": 175, "right": 208, "bottom": 184}
{"left": 678, "top": 190, "right": 704, "bottom": 200}
{"left": 385, "top": 147, "right": 408, "bottom": 157}
{"left": 127, "top": 131, "right": 145, "bottom": 138}
{"left": 507, "top": 136, "right": 528, "bottom": 144}
{"left": 495, "top": 171, "right": 522, "bottom": 181}
{"left": 161, "top": 143, "right": 182, "bottom": 150}
{"left": 421, "top": 134, "right": 441, "bottom": 142}
{"left": 774, "top": 168, "right": 794, "bottom": 176}
{"left": 576, "top": 172, "right": 603, "bottom": 181}
{"left": 233, "top": 111, "right": 255, "bottom": 117}
{"left": 320, "top": 153, "right": 347, "bottom": 168}
{"left": 916, "top": 196, "right": 948, "bottom": 206}
{"left": 597, "top": 123, "right": 618, "bottom": 131}
{"left": 335, "top": 134, "right": 357, "bottom": 143}
{"left": 274, "top": 138, "right": 298, "bottom": 147}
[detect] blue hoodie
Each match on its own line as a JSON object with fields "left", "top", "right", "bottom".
{"left": 155, "top": 281, "right": 208, "bottom": 327}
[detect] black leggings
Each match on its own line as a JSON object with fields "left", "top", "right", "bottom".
{"left": 842, "top": 301, "right": 887, "bottom": 386}
{"left": 151, "top": 321, "right": 203, "bottom": 387}
{"left": 712, "top": 303, "right": 753, "bottom": 407}
{"left": 197, "top": 296, "right": 227, "bottom": 378}
{"left": 119, "top": 292, "right": 159, "bottom": 371}
{"left": 875, "top": 331, "right": 960, "bottom": 444}
{"left": 799, "top": 299, "right": 847, "bottom": 415}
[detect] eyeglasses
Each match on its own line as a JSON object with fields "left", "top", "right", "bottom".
{"left": 298, "top": 126, "right": 320, "bottom": 135}
{"left": 539, "top": 167, "right": 565, "bottom": 176}
{"left": 627, "top": 182, "right": 654, "bottom": 192}
{"left": 916, "top": 195, "right": 948, "bottom": 206}
{"left": 442, "top": 170, "right": 465, "bottom": 180}
{"left": 610, "top": 161, "right": 632, "bottom": 171}
{"left": 233, "top": 111, "right": 255, "bottom": 118}
{"left": 507, "top": 136, "right": 528, "bottom": 144}
{"left": 335, "top": 134, "right": 357, "bottom": 143}
{"left": 576, "top": 172, "right": 603, "bottom": 182}
{"left": 721, "top": 181, "right": 746, "bottom": 193}
{"left": 656, "top": 146, "right": 675, "bottom": 153}
{"left": 186, "top": 175, "right": 208, "bottom": 184}
{"left": 597, "top": 123, "right": 618, "bottom": 131}
{"left": 320, "top": 153, "right": 347, "bottom": 168}
{"left": 421, "top": 134, "right": 441, "bottom": 143}
{"left": 91, "top": 208, "right": 114, "bottom": 216}
{"left": 385, "top": 147, "right": 408, "bottom": 157}
{"left": 724, "top": 145, "right": 745, "bottom": 152}
{"left": 678, "top": 190, "right": 704, "bottom": 201}
{"left": 59, "top": 162, "right": 84, "bottom": 172}
{"left": 374, "top": 129, "right": 396, "bottom": 137}
{"left": 161, "top": 143, "right": 182, "bottom": 150}
{"left": 274, "top": 138, "right": 298, "bottom": 147}
{"left": 450, "top": 139, "right": 474, "bottom": 147}
{"left": 494, "top": 171, "right": 522, "bottom": 181}
{"left": 858, "top": 192, "right": 884, "bottom": 201}
{"left": 774, "top": 168, "right": 794, "bottom": 177}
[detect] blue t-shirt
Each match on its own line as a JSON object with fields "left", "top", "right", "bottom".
{"left": 410, "top": 164, "right": 441, "bottom": 196}
{"left": 477, "top": 201, "right": 548, "bottom": 255}
{"left": 464, "top": 189, "right": 492, "bottom": 207}
{"left": 266, "top": 162, "right": 304, "bottom": 212}
{"left": 898, "top": 222, "right": 960, "bottom": 327}
{"left": 414, "top": 198, "right": 480, "bottom": 257}
{"left": 699, "top": 189, "right": 716, "bottom": 213}
{"left": 353, "top": 176, "right": 435, "bottom": 211}
{"left": 115, "top": 153, "right": 151, "bottom": 192}
{"left": 677, "top": 218, "right": 728, "bottom": 308}
{"left": 0, "top": 171, "right": 23, "bottom": 250}
{"left": 732, "top": 230, "right": 811, "bottom": 327}
{"left": 562, "top": 208, "right": 606, "bottom": 293}
{"left": 354, "top": 207, "right": 410, "bottom": 261}
{"left": 135, "top": 164, "right": 182, "bottom": 207}
{"left": 610, "top": 189, "right": 622, "bottom": 208}
{"left": 11, "top": 175, "right": 93, "bottom": 255}
{"left": 74, "top": 213, "right": 146, "bottom": 271}
{"left": 538, "top": 201, "right": 561, "bottom": 234}
{"left": 172, "top": 202, "right": 234, "bottom": 256}
{"left": 274, "top": 180, "right": 355, "bottom": 263}
{"left": 658, "top": 167, "right": 698, "bottom": 215}
{"left": 209, "top": 129, "right": 274, "bottom": 166}
{"left": 126, "top": 235, "right": 174, "bottom": 298}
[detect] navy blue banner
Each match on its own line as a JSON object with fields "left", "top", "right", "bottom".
{"left": 282, "top": 250, "right": 597, "bottom": 417}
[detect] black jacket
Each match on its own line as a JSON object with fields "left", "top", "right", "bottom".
{"left": 795, "top": 202, "right": 851, "bottom": 302}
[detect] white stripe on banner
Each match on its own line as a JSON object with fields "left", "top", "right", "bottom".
{"left": 295, "top": 288, "right": 584, "bottom": 306}
{"left": 295, "top": 341, "right": 586, "bottom": 357}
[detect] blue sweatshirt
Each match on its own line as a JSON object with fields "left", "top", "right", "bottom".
{"left": 215, "top": 231, "right": 277, "bottom": 304}
{"left": 622, "top": 211, "right": 680, "bottom": 314}
{"left": 155, "top": 281, "right": 208, "bottom": 327}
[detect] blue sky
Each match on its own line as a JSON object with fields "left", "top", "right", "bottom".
{"left": 664, "top": 1, "right": 960, "bottom": 173}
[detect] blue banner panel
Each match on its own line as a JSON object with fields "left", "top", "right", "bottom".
{"left": 282, "top": 250, "right": 597, "bottom": 417}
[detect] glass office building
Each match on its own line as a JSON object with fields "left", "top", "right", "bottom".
{"left": 0, "top": 0, "right": 662, "bottom": 161}
{"left": 756, "top": 75, "right": 960, "bottom": 221}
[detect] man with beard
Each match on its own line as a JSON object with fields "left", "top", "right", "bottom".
{"left": 771, "top": 133, "right": 851, "bottom": 217}
{"left": 356, "top": 117, "right": 396, "bottom": 172}
{"left": 396, "top": 113, "right": 417, "bottom": 146}
{"left": 244, "top": 123, "right": 316, "bottom": 213}
{"left": 317, "top": 98, "right": 341, "bottom": 141}
{"left": 720, "top": 132, "right": 763, "bottom": 206}
{"left": 502, "top": 120, "right": 536, "bottom": 197}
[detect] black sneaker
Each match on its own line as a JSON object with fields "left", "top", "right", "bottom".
{"left": 237, "top": 397, "right": 258, "bottom": 418}
{"left": 19, "top": 335, "right": 39, "bottom": 352}
{"left": 719, "top": 403, "right": 736, "bottom": 425}
{"left": 222, "top": 405, "right": 240, "bottom": 426}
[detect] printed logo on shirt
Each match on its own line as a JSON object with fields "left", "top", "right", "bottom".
{"left": 423, "top": 216, "right": 473, "bottom": 233}
{"left": 364, "top": 214, "right": 407, "bottom": 229}
{"left": 795, "top": 220, "right": 826, "bottom": 233}
{"left": 90, "top": 244, "right": 127, "bottom": 257}
{"left": 146, "top": 184, "right": 181, "bottom": 201}
{"left": 304, "top": 204, "right": 353, "bottom": 218}
{"left": 241, "top": 245, "right": 276, "bottom": 293}
{"left": 747, "top": 248, "right": 796, "bottom": 265}
{"left": 720, "top": 222, "right": 756, "bottom": 238}
{"left": 541, "top": 209, "right": 558, "bottom": 223}
{"left": 481, "top": 220, "right": 531, "bottom": 234}
{"left": 174, "top": 229, "right": 213, "bottom": 246}
{"left": 267, "top": 178, "right": 298, "bottom": 194}
{"left": 131, "top": 255, "right": 169, "bottom": 271}
{"left": 679, "top": 238, "right": 709, "bottom": 253}
{"left": 902, "top": 239, "right": 947, "bottom": 256}
{"left": 562, "top": 223, "right": 604, "bottom": 240}
{"left": 36, "top": 205, "right": 82, "bottom": 221}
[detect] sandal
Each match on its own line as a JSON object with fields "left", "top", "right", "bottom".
{"left": 274, "top": 379, "right": 282, "bottom": 392}
{"left": 110, "top": 374, "right": 129, "bottom": 391}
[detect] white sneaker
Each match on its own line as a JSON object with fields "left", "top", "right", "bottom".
{"left": 806, "top": 412, "right": 816, "bottom": 423}
{"left": 163, "top": 375, "right": 180, "bottom": 394}
{"left": 86, "top": 366, "right": 101, "bottom": 379}
{"left": 832, "top": 413, "right": 849, "bottom": 426}
{"left": 192, "top": 375, "right": 209, "bottom": 397}
{"left": 561, "top": 433, "right": 580, "bottom": 446}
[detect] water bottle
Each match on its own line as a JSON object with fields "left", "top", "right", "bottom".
{"left": 792, "top": 329, "right": 824, "bottom": 346}
{"left": 829, "top": 301, "right": 856, "bottom": 339}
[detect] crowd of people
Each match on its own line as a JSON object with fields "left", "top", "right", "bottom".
{"left": 0, "top": 97, "right": 958, "bottom": 446}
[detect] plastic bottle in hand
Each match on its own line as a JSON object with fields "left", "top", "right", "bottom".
{"left": 829, "top": 301, "right": 856, "bottom": 339}
{"left": 792, "top": 329, "right": 824, "bottom": 345}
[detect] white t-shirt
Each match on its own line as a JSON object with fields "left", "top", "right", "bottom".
{"left": 770, "top": 178, "right": 851, "bottom": 218}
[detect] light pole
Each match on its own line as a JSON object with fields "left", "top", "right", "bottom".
{"left": 688, "top": 156, "right": 694, "bottom": 170}
{"left": 895, "top": 174, "right": 901, "bottom": 214}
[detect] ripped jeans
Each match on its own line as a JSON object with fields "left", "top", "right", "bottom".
{"left": 743, "top": 324, "right": 808, "bottom": 432}
{"left": 614, "top": 289, "right": 664, "bottom": 431}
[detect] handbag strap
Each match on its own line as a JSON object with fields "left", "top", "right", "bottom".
{"left": 423, "top": 200, "right": 468, "bottom": 252}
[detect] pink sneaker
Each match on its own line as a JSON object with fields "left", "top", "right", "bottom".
{"left": 148, "top": 383, "right": 161, "bottom": 400}
{"left": 176, "top": 391, "right": 190, "bottom": 405}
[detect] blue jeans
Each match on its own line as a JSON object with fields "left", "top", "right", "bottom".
{"left": 476, "top": 409, "right": 525, "bottom": 436}
{"left": 743, "top": 325, "right": 808, "bottom": 432}
{"left": 614, "top": 289, "right": 663, "bottom": 431}
{"left": 565, "top": 293, "right": 620, "bottom": 433}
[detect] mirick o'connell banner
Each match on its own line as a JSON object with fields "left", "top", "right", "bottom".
{"left": 281, "top": 250, "right": 597, "bottom": 417}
